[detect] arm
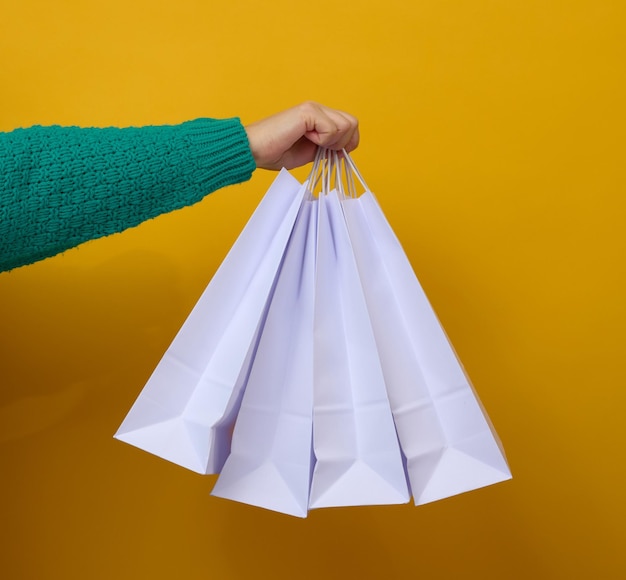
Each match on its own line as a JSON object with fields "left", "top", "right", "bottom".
{"left": 0, "top": 102, "right": 359, "bottom": 273}
{"left": 0, "top": 118, "right": 255, "bottom": 272}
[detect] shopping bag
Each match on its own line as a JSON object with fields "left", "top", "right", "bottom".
{"left": 211, "top": 199, "right": 318, "bottom": 517}
{"left": 309, "top": 187, "right": 410, "bottom": 509}
{"left": 115, "top": 169, "right": 307, "bottom": 474}
{"left": 340, "top": 157, "right": 512, "bottom": 504}
{"left": 115, "top": 148, "right": 511, "bottom": 516}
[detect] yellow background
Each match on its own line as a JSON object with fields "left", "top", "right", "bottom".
{"left": 1, "top": 0, "right": 624, "bottom": 578}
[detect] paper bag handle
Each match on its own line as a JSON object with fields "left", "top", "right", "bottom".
{"left": 304, "top": 147, "right": 371, "bottom": 199}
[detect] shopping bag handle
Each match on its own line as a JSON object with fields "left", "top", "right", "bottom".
{"left": 305, "top": 147, "right": 326, "bottom": 199}
{"left": 304, "top": 147, "right": 371, "bottom": 199}
{"left": 340, "top": 149, "right": 371, "bottom": 196}
{"left": 305, "top": 147, "right": 337, "bottom": 198}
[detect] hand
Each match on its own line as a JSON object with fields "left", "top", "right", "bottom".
{"left": 244, "top": 101, "right": 359, "bottom": 171}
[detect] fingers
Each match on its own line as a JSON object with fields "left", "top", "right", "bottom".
{"left": 299, "top": 102, "right": 359, "bottom": 152}
{"left": 244, "top": 101, "right": 360, "bottom": 170}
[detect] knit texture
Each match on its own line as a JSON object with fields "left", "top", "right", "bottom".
{"left": 0, "top": 118, "right": 257, "bottom": 272}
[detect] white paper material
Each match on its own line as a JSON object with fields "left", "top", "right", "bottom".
{"left": 115, "top": 153, "right": 511, "bottom": 517}
{"left": 342, "top": 192, "right": 512, "bottom": 504}
{"left": 115, "top": 170, "right": 307, "bottom": 474}
{"left": 309, "top": 191, "right": 410, "bottom": 508}
{"left": 211, "top": 200, "right": 318, "bottom": 517}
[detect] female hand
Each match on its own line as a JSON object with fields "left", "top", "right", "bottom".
{"left": 245, "top": 101, "right": 359, "bottom": 171}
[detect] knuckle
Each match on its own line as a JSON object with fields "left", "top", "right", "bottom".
{"left": 299, "top": 101, "right": 319, "bottom": 115}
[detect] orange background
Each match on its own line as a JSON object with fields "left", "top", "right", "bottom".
{"left": 1, "top": 1, "right": 625, "bottom": 578}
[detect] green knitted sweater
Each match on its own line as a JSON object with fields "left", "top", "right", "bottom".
{"left": 0, "top": 118, "right": 257, "bottom": 272}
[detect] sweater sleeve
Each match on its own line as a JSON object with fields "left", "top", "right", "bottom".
{"left": 0, "top": 118, "right": 257, "bottom": 272}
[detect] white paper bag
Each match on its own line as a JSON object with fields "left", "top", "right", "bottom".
{"left": 341, "top": 163, "right": 511, "bottom": 504}
{"left": 211, "top": 199, "right": 318, "bottom": 517}
{"left": 115, "top": 170, "right": 307, "bottom": 474}
{"left": 309, "top": 189, "right": 410, "bottom": 509}
{"left": 115, "top": 150, "right": 511, "bottom": 516}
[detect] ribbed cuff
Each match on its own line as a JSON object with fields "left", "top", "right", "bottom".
{"left": 179, "top": 117, "right": 257, "bottom": 193}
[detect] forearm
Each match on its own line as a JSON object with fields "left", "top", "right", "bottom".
{"left": 0, "top": 118, "right": 256, "bottom": 272}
